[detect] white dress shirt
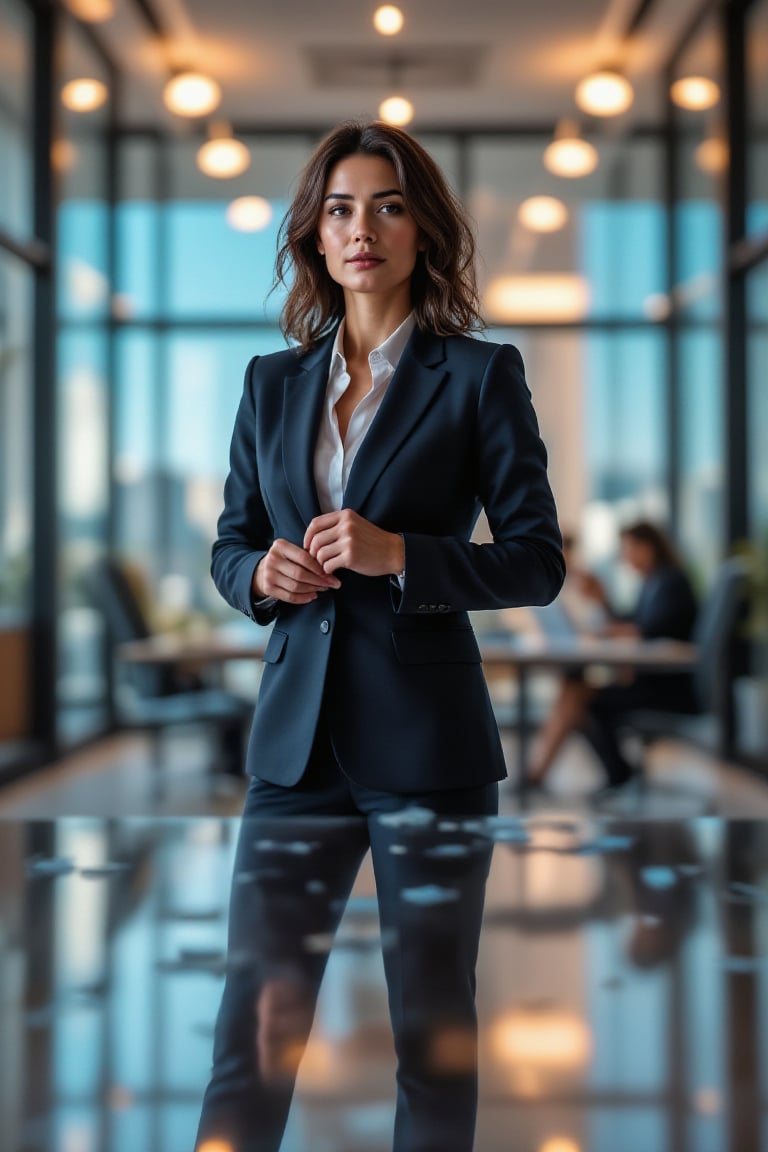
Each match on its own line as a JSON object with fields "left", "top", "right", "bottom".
{"left": 313, "top": 311, "right": 416, "bottom": 513}
{"left": 253, "top": 312, "right": 415, "bottom": 606}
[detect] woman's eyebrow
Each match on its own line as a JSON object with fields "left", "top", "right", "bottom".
{"left": 323, "top": 188, "right": 404, "bottom": 201}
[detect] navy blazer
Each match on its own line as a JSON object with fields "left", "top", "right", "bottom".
{"left": 212, "top": 325, "right": 564, "bottom": 791}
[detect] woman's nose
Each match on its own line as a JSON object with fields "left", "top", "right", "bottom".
{"left": 354, "top": 215, "right": 376, "bottom": 241}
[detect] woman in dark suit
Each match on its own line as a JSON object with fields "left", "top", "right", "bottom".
{"left": 196, "top": 120, "right": 563, "bottom": 1152}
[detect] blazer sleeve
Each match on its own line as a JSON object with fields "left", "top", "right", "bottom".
{"left": 210, "top": 356, "right": 279, "bottom": 626}
{"left": 396, "top": 343, "right": 565, "bottom": 614}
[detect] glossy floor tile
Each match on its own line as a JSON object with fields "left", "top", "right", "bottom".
{"left": 2, "top": 814, "right": 767, "bottom": 1152}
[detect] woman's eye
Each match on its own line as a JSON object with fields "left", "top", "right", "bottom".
{"left": 379, "top": 202, "right": 402, "bottom": 214}
{"left": 328, "top": 204, "right": 348, "bottom": 216}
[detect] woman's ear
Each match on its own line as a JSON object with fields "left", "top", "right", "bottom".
{"left": 417, "top": 233, "right": 428, "bottom": 252}
{"left": 316, "top": 234, "right": 325, "bottom": 256}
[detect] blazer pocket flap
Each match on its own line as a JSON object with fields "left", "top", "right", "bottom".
{"left": 392, "top": 629, "right": 482, "bottom": 665}
{"left": 263, "top": 629, "right": 288, "bottom": 664}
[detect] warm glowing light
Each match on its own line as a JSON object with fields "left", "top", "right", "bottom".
{"left": 197, "top": 1142, "right": 234, "bottom": 1152}
{"left": 540, "top": 1139, "right": 581, "bottom": 1152}
{"left": 373, "top": 4, "right": 404, "bottom": 34}
{"left": 695, "top": 135, "right": 729, "bottom": 174}
{"left": 163, "top": 71, "right": 221, "bottom": 117}
{"left": 61, "top": 79, "right": 107, "bottom": 113}
{"left": 51, "top": 138, "right": 78, "bottom": 172}
{"left": 64, "top": 0, "right": 114, "bottom": 20}
{"left": 670, "top": 76, "right": 720, "bottom": 111}
{"left": 543, "top": 121, "right": 598, "bottom": 178}
{"left": 197, "top": 137, "right": 251, "bottom": 179}
{"left": 576, "top": 69, "right": 634, "bottom": 117}
{"left": 485, "top": 275, "right": 590, "bottom": 323}
{"left": 517, "top": 196, "right": 568, "bottom": 233}
{"left": 378, "top": 94, "right": 414, "bottom": 126}
{"left": 226, "top": 196, "right": 273, "bottom": 232}
{"left": 490, "top": 1010, "right": 591, "bottom": 1067}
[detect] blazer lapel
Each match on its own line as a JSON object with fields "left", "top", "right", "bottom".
{"left": 343, "top": 328, "right": 448, "bottom": 513}
{"left": 282, "top": 331, "right": 335, "bottom": 526}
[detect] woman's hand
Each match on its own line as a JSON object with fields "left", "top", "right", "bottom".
{"left": 304, "top": 509, "right": 404, "bottom": 578}
{"left": 252, "top": 538, "right": 341, "bottom": 604}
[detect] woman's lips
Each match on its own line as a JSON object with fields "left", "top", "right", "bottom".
{"left": 347, "top": 255, "right": 384, "bottom": 269}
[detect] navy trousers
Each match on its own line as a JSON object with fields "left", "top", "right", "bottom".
{"left": 195, "top": 717, "right": 497, "bottom": 1152}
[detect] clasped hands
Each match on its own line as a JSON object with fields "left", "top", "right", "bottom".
{"left": 252, "top": 508, "right": 405, "bottom": 605}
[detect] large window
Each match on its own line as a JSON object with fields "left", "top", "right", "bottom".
{"left": 747, "top": 0, "right": 768, "bottom": 237}
{"left": 56, "top": 17, "right": 113, "bottom": 744}
{"left": 0, "top": 0, "right": 32, "bottom": 238}
{"left": 0, "top": 0, "right": 34, "bottom": 763}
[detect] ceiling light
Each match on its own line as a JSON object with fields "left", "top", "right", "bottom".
{"left": 164, "top": 71, "right": 221, "bottom": 118}
{"left": 64, "top": 0, "right": 114, "bottom": 20}
{"left": 378, "top": 94, "right": 414, "bottom": 126}
{"left": 575, "top": 69, "right": 634, "bottom": 117}
{"left": 670, "top": 76, "right": 720, "bottom": 111}
{"left": 543, "top": 121, "right": 598, "bottom": 178}
{"left": 226, "top": 196, "right": 273, "bottom": 232}
{"left": 539, "top": 1140, "right": 581, "bottom": 1152}
{"left": 61, "top": 78, "right": 108, "bottom": 112}
{"left": 485, "top": 275, "right": 590, "bottom": 323}
{"left": 517, "top": 196, "right": 568, "bottom": 233}
{"left": 695, "top": 135, "right": 729, "bottom": 174}
{"left": 51, "top": 138, "right": 79, "bottom": 172}
{"left": 373, "top": 5, "right": 404, "bottom": 35}
{"left": 197, "top": 139, "right": 251, "bottom": 179}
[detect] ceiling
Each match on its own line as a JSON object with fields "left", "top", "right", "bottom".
{"left": 83, "top": 0, "right": 709, "bottom": 131}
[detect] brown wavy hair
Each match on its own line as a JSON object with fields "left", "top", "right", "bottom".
{"left": 275, "top": 120, "right": 483, "bottom": 351}
{"left": 620, "top": 520, "right": 683, "bottom": 570}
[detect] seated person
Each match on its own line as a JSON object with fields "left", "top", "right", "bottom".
{"left": 527, "top": 520, "right": 698, "bottom": 790}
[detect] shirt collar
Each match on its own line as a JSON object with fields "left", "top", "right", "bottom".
{"left": 330, "top": 312, "right": 416, "bottom": 379}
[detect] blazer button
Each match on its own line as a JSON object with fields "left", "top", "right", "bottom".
{"left": 418, "top": 604, "right": 429, "bottom": 612}
{"left": 320, "top": 619, "right": 330, "bottom": 634}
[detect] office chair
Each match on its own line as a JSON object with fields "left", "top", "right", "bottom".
{"left": 85, "top": 557, "right": 253, "bottom": 795}
{"left": 597, "top": 556, "right": 748, "bottom": 815}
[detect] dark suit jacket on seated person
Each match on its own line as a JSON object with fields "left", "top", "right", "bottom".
{"left": 211, "top": 325, "right": 565, "bottom": 793}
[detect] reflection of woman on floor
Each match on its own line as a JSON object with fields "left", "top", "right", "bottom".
{"left": 528, "top": 521, "right": 698, "bottom": 790}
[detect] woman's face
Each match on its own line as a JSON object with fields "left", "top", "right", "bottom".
{"left": 316, "top": 153, "right": 424, "bottom": 307}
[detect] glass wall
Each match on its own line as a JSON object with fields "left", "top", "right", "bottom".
{"left": 0, "top": 0, "right": 33, "bottom": 238}
{"left": 747, "top": 0, "right": 768, "bottom": 237}
{"left": 0, "top": 0, "right": 34, "bottom": 762}
{"left": 56, "top": 17, "right": 113, "bottom": 744}
{"left": 671, "top": 9, "right": 725, "bottom": 584}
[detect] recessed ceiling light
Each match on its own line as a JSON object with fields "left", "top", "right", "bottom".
{"left": 543, "top": 122, "right": 598, "bottom": 178}
{"left": 197, "top": 126, "right": 251, "bottom": 178}
{"left": 670, "top": 76, "right": 720, "bottom": 111}
{"left": 373, "top": 5, "right": 404, "bottom": 35}
{"left": 575, "top": 69, "right": 634, "bottom": 117}
{"left": 164, "top": 72, "right": 222, "bottom": 118}
{"left": 517, "top": 196, "right": 568, "bottom": 233}
{"left": 61, "top": 78, "right": 108, "bottom": 112}
{"left": 378, "top": 94, "right": 414, "bottom": 126}
{"left": 226, "top": 196, "right": 273, "bottom": 232}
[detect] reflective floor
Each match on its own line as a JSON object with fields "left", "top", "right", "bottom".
{"left": 2, "top": 814, "right": 767, "bottom": 1152}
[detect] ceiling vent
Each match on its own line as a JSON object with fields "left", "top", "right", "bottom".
{"left": 304, "top": 45, "right": 487, "bottom": 89}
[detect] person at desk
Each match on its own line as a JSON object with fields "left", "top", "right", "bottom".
{"left": 527, "top": 520, "right": 698, "bottom": 790}
{"left": 196, "top": 120, "right": 564, "bottom": 1152}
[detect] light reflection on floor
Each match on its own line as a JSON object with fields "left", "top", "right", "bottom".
{"left": 2, "top": 815, "right": 767, "bottom": 1152}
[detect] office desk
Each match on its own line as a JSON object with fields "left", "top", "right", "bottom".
{"left": 479, "top": 634, "right": 698, "bottom": 785}
{"left": 119, "top": 631, "right": 698, "bottom": 785}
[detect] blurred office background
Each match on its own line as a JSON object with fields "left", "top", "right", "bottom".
{"left": 0, "top": 0, "right": 767, "bottom": 786}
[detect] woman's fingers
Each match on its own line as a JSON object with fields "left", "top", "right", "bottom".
{"left": 254, "top": 538, "right": 341, "bottom": 602}
{"left": 305, "top": 510, "right": 403, "bottom": 578}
